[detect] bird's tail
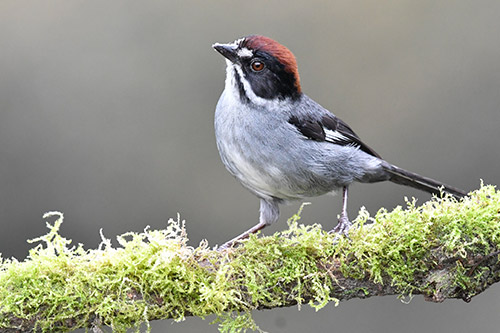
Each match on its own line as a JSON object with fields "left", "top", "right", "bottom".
{"left": 384, "top": 164, "right": 466, "bottom": 199}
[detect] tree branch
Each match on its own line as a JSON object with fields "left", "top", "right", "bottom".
{"left": 1, "top": 185, "right": 499, "bottom": 332}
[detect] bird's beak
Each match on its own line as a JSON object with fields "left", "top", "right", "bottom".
{"left": 212, "top": 42, "right": 238, "bottom": 63}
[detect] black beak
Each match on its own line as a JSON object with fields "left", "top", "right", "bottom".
{"left": 212, "top": 43, "right": 238, "bottom": 63}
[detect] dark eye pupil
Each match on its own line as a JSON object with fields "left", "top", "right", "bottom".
{"left": 251, "top": 61, "right": 264, "bottom": 71}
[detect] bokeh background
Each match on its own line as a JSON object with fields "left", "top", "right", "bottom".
{"left": 1, "top": 1, "right": 500, "bottom": 332}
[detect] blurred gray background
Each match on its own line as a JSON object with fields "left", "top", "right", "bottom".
{"left": 1, "top": 1, "right": 499, "bottom": 332}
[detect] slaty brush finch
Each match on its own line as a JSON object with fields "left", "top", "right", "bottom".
{"left": 213, "top": 35, "right": 466, "bottom": 248}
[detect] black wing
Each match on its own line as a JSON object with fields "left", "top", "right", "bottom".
{"left": 288, "top": 113, "right": 381, "bottom": 158}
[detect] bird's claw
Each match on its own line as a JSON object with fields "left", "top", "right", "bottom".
{"left": 329, "top": 215, "right": 352, "bottom": 243}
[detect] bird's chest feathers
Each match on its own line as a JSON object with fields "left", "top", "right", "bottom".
{"left": 217, "top": 111, "right": 286, "bottom": 197}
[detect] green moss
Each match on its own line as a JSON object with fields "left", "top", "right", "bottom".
{"left": 1, "top": 184, "right": 500, "bottom": 332}
{"left": 332, "top": 183, "right": 500, "bottom": 299}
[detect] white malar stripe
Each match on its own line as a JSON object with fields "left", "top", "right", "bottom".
{"left": 324, "top": 128, "right": 349, "bottom": 143}
{"left": 227, "top": 61, "right": 288, "bottom": 109}
{"left": 234, "top": 65, "right": 275, "bottom": 106}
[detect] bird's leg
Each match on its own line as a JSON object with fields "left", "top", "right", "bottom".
{"left": 329, "top": 186, "right": 352, "bottom": 236}
{"left": 217, "top": 221, "right": 267, "bottom": 250}
{"left": 217, "top": 198, "right": 280, "bottom": 250}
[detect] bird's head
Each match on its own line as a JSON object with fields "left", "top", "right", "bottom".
{"left": 213, "top": 35, "right": 302, "bottom": 105}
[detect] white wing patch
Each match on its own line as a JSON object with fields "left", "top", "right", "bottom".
{"left": 324, "top": 128, "right": 349, "bottom": 143}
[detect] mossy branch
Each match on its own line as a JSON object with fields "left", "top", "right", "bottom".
{"left": 1, "top": 185, "right": 500, "bottom": 333}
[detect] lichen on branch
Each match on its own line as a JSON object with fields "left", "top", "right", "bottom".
{"left": 1, "top": 184, "right": 500, "bottom": 333}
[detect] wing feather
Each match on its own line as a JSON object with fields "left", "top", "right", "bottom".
{"left": 288, "top": 113, "right": 381, "bottom": 158}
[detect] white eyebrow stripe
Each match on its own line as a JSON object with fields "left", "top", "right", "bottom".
{"left": 231, "top": 37, "right": 245, "bottom": 47}
{"left": 237, "top": 47, "right": 253, "bottom": 58}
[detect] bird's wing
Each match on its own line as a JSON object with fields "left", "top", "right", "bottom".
{"left": 288, "top": 112, "right": 381, "bottom": 158}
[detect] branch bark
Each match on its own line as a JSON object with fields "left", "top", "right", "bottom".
{"left": 1, "top": 185, "right": 499, "bottom": 332}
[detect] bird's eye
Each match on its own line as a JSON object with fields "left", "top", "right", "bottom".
{"left": 251, "top": 60, "right": 265, "bottom": 72}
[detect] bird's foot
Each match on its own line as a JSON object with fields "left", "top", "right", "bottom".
{"left": 328, "top": 215, "right": 352, "bottom": 241}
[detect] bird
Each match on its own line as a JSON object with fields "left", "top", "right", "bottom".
{"left": 212, "top": 35, "right": 466, "bottom": 248}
